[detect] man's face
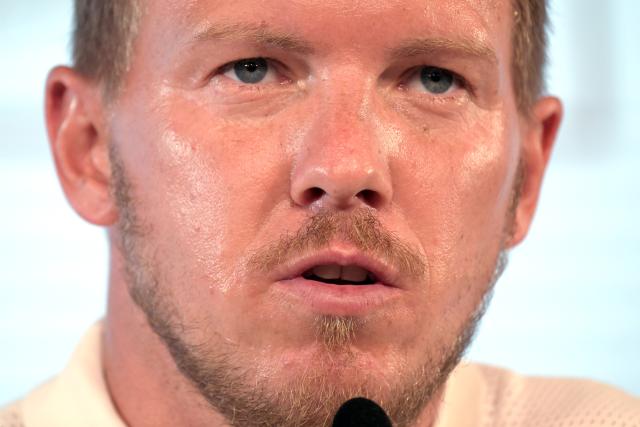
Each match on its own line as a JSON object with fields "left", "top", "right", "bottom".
{"left": 108, "top": 0, "right": 522, "bottom": 424}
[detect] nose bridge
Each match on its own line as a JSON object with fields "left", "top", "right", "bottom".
{"left": 318, "top": 79, "right": 373, "bottom": 155}
{"left": 290, "top": 71, "right": 393, "bottom": 210}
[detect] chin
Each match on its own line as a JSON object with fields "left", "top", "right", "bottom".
{"left": 239, "top": 339, "right": 447, "bottom": 427}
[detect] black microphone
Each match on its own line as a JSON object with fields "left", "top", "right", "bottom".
{"left": 332, "top": 397, "right": 392, "bottom": 427}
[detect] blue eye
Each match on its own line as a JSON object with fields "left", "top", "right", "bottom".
{"left": 233, "top": 58, "right": 269, "bottom": 84}
{"left": 420, "top": 66, "right": 454, "bottom": 94}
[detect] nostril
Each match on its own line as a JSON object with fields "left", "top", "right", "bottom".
{"left": 356, "top": 189, "right": 383, "bottom": 208}
{"left": 300, "top": 187, "right": 325, "bottom": 205}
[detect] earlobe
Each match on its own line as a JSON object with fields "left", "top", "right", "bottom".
{"left": 45, "top": 66, "right": 118, "bottom": 226}
{"left": 507, "top": 96, "right": 563, "bottom": 247}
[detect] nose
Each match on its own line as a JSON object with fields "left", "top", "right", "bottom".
{"left": 290, "top": 85, "right": 393, "bottom": 211}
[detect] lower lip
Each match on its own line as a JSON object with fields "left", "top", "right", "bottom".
{"left": 274, "top": 277, "right": 403, "bottom": 316}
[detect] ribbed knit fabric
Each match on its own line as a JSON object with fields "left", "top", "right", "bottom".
{"left": 435, "top": 363, "right": 640, "bottom": 427}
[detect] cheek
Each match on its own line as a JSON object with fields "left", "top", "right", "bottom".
{"left": 394, "top": 109, "right": 517, "bottom": 292}
{"left": 112, "top": 95, "right": 293, "bottom": 295}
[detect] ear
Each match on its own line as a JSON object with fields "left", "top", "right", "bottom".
{"left": 506, "top": 96, "right": 563, "bottom": 247}
{"left": 45, "top": 66, "right": 117, "bottom": 226}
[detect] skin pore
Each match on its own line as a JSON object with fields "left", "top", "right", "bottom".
{"left": 45, "top": 0, "right": 562, "bottom": 426}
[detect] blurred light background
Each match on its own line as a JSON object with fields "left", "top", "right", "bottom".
{"left": 1, "top": 0, "right": 638, "bottom": 405}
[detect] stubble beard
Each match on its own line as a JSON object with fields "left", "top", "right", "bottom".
{"left": 110, "top": 146, "right": 513, "bottom": 427}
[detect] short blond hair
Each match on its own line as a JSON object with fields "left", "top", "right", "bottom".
{"left": 72, "top": 0, "right": 141, "bottom": 97}
{"left": 512, "top": 0, "right": 549, "bottom": 111}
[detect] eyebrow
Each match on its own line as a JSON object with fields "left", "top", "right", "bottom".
{"left": 388, "top": 37, "right": 498, "bottom": 64}
{"left": 190, "top": 22, "right": 315, "bottom": 55}
{"left": 189, "top": 22, "right": 496, "bottom": 65}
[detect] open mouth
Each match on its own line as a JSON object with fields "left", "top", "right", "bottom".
{"left": 275, "top": 253, "right": 401, "bottom": 315}
{"left": 301, "top": 264, "right": 377, "bottom": 286}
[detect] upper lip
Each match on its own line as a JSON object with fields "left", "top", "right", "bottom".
{"left": 272, "top": 244, "right": 403, "bottom": 289}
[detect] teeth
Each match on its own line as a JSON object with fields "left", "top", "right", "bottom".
{"left": 341, "top": 265, "right": 368, "bottom": 282}
{"left": 312, "top": 265, "right": 342, "bottom": 280}
{"left": 310, "top": 265, "right": 370, "bottom": 282}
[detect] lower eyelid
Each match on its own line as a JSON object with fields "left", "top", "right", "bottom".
{"left": 208, "top": 73, "right": 294, "bottom": 98}
{"left": 402, "top": 77, "right": 459, "bottom": 95}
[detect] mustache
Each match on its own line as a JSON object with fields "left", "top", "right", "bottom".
{"left": 246, "top": 209, "right": 427, "bottom": 281}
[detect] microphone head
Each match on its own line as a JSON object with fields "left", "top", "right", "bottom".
{"left": 332, "top": 397, "right": 392, "bottom": 427}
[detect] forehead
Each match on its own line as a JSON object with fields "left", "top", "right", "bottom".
{"left": 139, "top": 0, "right": 512, "bottom": 57}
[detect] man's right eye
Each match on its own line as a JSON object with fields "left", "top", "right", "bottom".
{"left": 222, "top": 57, "right": 275, "bottom": 84}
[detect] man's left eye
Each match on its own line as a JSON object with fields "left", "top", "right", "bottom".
{"left": 223, "top": 57, "right": 277, "bottom": 84}
{"left": 407, "top": 66, "right": 461, "bottom": 95}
